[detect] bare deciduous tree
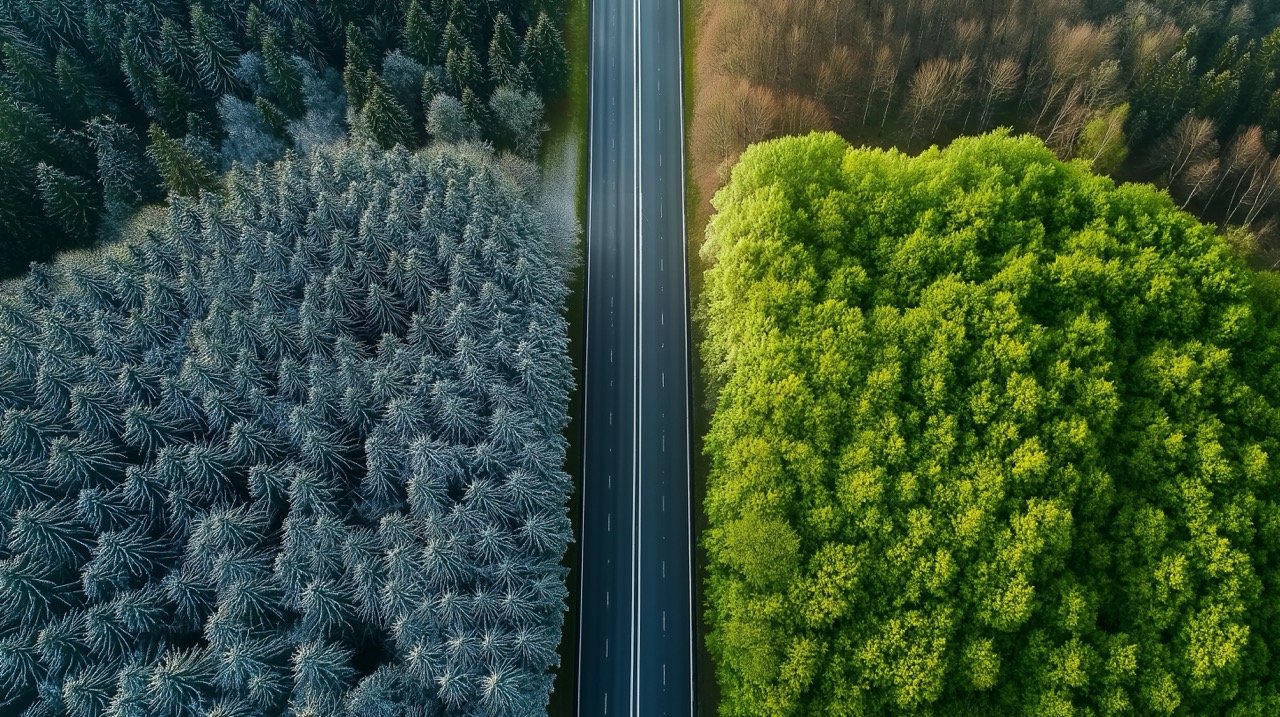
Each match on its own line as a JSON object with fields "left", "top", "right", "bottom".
{"left": 778, "top": 93, "right": 833, "bottom": 135}
{"left": 1045, "top": 84, "right": 1088, "bottom": 155}
{"left": 817, "top": 45, "right": 861, "bottom": 121}
{"left": 1131, "top": 23, "right": 1182, "bottom": 79}
{"left": 1212, "top": 126, "right": 1270, "bottom": 218}
{"left": 691, "top": 78, "right": 780, "bottom": 194}
{"left": 939, "top": 54, "right": 976, "bottom": 134}
{"left": 907, "top": 57, "right": 952, "bottom": 141}
{"left": 1180, "top": 158, "right": 1221, "bottom": 210}
{"left": 1036, "top": 22, "right": 1114, "bottom": 130}
{"left": 980, "top": 57, "right": 1023, "bottom": 128}
{"left": 864, "top": 43, "right": 899, "bottom": 126}
{"left": 1155, "top": 114, "right": 1219, "bottom": 186}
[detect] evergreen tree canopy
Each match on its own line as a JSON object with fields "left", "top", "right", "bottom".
{"left": 520, "top": 13, "right": 567, "bottom": 99}
{"left": 0, "top": 142, "right": 575, "bottom": 716}
{"left": 146, "top": 124, "right": 219, "bottom": 198}
{"left": 359, "top": 74, "right": 414, "bottom": 149}
{"left": 701, "top": 131, "right": 1280, "bottom": 716}
{"left": 428, "top": 93, "right": 481, "bottom": 144}
{"left": 0, "top": 0, "right": 568, "bottom": 275}
{"left": 36, "top": 164, "right": 98, "bottom": 240}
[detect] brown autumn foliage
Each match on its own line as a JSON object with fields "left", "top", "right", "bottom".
{"left": 688, "top": 0, "right": 1091, "bottom": 225}
{"left": 686, "top": 0, "right": 1280, "bottom": 260}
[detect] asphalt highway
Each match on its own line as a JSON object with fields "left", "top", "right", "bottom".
{"left": 575, "top": 0, "right": 694, "bottom": 711}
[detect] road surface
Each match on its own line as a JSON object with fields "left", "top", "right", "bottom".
{"left": 575, "top": 0, "right": 694, "bottom": 711}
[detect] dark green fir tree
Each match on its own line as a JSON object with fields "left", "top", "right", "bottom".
{"left": 521, "top": 12, "right": 567, "bottom": 98}
{"left": 360, "top": 74, "right": 413, "bottom": 149}
{"left": 404, "top": 0, "right": 437, "bottom": 65}
{"left": 146, "top": 124, "right": 217, "bottom": 197}
{"left": 36, "top": 164, "right": 99, "bottom": 240}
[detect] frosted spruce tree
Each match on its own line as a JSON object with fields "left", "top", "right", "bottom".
{"left": 0, "top": 141, "right": 576, "bottom": 716}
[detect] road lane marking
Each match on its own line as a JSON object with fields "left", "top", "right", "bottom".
{"left": 631, "top": 0, "right": 643, "bottom": 711}
{"left": 663, "top": 610, "right": 667, "bottom": 632}
{"left": 607, "top": 513, "right": 611, "bottom": 532}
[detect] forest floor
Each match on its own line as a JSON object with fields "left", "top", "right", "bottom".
{"left": 545, "top": 0, "right": 588, "bottom": 712}
{"left": 679, "top": 0, "right": 722, "bottom": 712}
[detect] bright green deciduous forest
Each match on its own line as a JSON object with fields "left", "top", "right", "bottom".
{"left": 700, "top": 131, "right": 1280, "bottom": 715}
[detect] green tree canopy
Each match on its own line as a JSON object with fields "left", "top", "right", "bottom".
{"left": 0, "top": 0, "right": 567, "bottom": 274}
{"left": 146, "top": 124, "right": 218, "bottom": 197}
{"left": 701, "top": 131, "right": 1280, "bottom": 716}
{"left": 520, "top": 13, "right": 566, "bottom": 98}
{"left": 359, "top": 73, "right": 414, "bottom": 149}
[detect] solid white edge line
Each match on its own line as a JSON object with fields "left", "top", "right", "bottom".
{"left": 574, "top": 0, "right": 597, "bottom": 711}
{"left": 632, "top": 0, "right": 643, "bottom": 709}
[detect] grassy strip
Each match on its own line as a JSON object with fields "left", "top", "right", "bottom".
{"left": 678, "top": 0, "right": 723, "bottom": 713}
{"left": 682, "top": 0, "right": 702, "bottom": 244}
{"left": 545, "top": 0, "right": 589, "bottom": 712}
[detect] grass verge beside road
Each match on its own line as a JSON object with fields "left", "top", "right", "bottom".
{"left": 545, "top": 0, "right": 588, "bottom": 713}
{"left": 679, "top": 0, "right": 722, "bottom": 713}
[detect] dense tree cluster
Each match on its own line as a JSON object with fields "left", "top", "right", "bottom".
{"left": 0, "top": 0, "right": 566, "bottom": 274}
{"left": 700, "top": 132, "right": 1280, "bottom": 715}
{"left": 689, "top": 0, "right": 1280, "bottom": 250}
{"left": 0, "top": 142, "right": 575, "bottom": 716}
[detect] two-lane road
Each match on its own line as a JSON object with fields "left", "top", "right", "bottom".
{"left": 575, "top": 0, "right": 694, "bottom": 711}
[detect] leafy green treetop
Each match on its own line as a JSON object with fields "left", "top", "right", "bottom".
{"left": 702, "top": 131, "right": 1280, "bottom": 716}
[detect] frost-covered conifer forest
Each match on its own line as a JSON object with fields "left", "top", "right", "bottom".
{"left": 0, "top": 141, "right": 576, "bottom": 713}
{"left": 0, "top": 0, "right": 580, "bottom": 712}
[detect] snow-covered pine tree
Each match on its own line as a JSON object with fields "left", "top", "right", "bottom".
{"left": 0, "top": 141, "right": 575, "bottom": 715}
